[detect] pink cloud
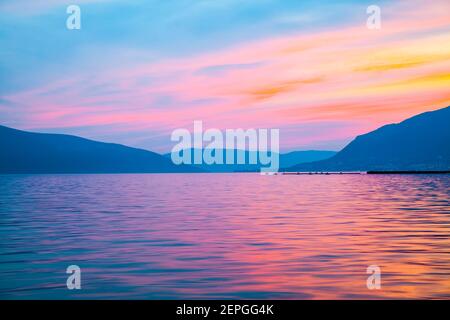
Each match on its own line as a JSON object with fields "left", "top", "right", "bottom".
{"left": 3, "top": 0, "right": 450, "bottom": 151}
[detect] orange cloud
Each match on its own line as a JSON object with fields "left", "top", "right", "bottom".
{"left": 3, "top": 0, "right": 450, "bottom": 151}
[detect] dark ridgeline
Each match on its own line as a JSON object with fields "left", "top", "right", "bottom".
{"left": 0, "top": 125, "right": 200, "bottom": 173}
{"left": 287, "top": 106, "right": 450, "bottom": 172}
{"left": 1, "top": 106, "right": 449, "bottom": 174}
{"left": 280, "top": 150, "right": 337, "bottom": 168}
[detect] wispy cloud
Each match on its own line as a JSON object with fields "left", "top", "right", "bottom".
{"left": 1, "top": 0, "right": 449, "bottom": 152}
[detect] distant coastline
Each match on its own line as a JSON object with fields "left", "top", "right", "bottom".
{"left": 1, "top": 106, "right": 449, "bottom": 174}
{"left": 281, "top": 171, "right": 450, "bottom": 175}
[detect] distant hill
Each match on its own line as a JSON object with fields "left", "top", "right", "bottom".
{"left": 280, "top": 150, "right": 337, "bottom": 168}
{"left": 164, "top": 149, "right": 336, "bottom": 172}
{"left": 5, "top": 106, "right": 447, "bottom": 174}
{"left": 287, "top": 106, "right": 450, "bottom": 172}
{"left": 0, "top": 125, "right": 199, "bottom": 173}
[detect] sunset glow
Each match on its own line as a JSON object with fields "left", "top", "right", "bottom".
{"left": 1, "top": 0, "right": 449, "bottom": 152}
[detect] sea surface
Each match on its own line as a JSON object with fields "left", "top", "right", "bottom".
{"left": 0, "top": 173, "right": 449, "bottom": 299}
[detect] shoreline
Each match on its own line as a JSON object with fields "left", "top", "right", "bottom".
{"left": 281, "top": 170, "right": 450, "bottom": 175}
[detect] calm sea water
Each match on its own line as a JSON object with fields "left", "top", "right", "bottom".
{"left": 0, "top": 173, "right": 449, "bottom": 299}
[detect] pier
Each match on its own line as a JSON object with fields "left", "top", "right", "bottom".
{"left": 279, "top": 171, "right": 450, "bottom": 175}
{"left": 280, "top": 171, "right": 364, "bottom": 175}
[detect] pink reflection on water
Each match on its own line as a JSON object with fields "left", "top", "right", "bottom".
{"left": 0, "top": 173, "right": 449, "bottom": 299}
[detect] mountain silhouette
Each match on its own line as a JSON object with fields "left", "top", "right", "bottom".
{"left": 280, "top": 150, "right": 337, "bottom": 168}
{"left": 2, "top": 106, "right": 448, "bottom": 174}
{"left": 287, "top": 106, "right": 450, "bottom": 172}
{"left": 164, "top": 149, "right": 336, "bottom": 172}
{"left": 0, "top": 125, "right": 200, "bottom": 173}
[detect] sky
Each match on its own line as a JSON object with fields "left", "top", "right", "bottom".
{"left": 1, "top": 0, "right": 449, "bottom": 153}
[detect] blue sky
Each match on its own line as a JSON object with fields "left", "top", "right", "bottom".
{"left": 0, "top": 0, "right": 382, "bottom": 94}
{"left": 1, "top": 0, "right": 449, "bottom": 153}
